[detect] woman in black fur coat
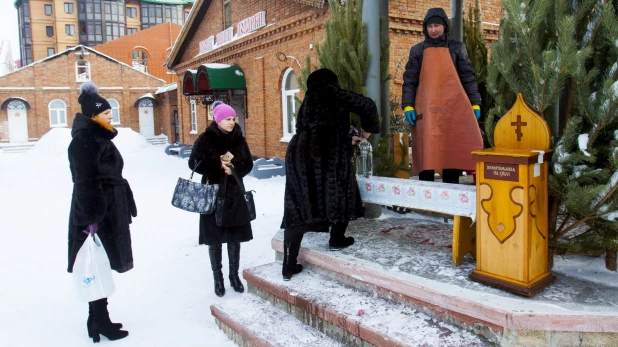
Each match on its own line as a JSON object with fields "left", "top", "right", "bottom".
{"left": 67, "top": 82, "right": 136, "bottom": 342}
{"left": 188, "top": 102, "right": 254, "bottom": 297}
{"left": 281, "top": 69, "right": 381, "bottom": 280}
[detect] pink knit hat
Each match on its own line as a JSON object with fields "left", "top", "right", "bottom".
{"left": 213, "top": 103, "right": 236, "bottom": 123}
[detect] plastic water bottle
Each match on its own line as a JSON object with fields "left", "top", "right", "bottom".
{"left": 356, "top": 140, "right": 373, "bottom": 178}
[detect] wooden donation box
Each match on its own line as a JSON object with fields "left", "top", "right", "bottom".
{"left": 469, "top": 94, "right": 556, "bottom": 296}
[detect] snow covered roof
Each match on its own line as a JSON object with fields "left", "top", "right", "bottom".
{"left": 155, "top": 83, "right": 178, "bottom": 94}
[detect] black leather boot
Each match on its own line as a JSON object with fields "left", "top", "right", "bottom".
{"left": 209, "top": 245, "right": 225, "bottom": 297}
{"left": 87, "top": 300, "right": 123, "bottom": 338}
{"left": 89, "top": 298, "right": 129, "bottom": 343}
{"left": 329, "top": 223, "right": 354, "bottom": 251}
{"left": 282, "top": 241, "right": 303, "bottom": 281}
{"left": 227, "top": 242, "right": 244, "bottom": 293}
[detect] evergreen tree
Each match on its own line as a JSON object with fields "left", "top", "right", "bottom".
{"left": 486, "top": 0, "right": 618, "bottom": 270}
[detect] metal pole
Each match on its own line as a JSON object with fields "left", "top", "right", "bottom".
{"left": 450, "top": 0, "right": 464, "bottom": 42}
{"left": 380, "top": 0, "right": 390, "bottom": 136}
{"left": 363, "top": 0, "right": 382, "bottom": 219}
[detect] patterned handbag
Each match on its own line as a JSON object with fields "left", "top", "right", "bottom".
{"left": 171, "top": 161, "right": 219, "bottom": 214}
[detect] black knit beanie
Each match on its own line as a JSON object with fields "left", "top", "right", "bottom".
{"left": 426, "top": 16, "right": 447, "bottom": 28}
{"left": 78, "top": 82, "right": 111, "bottom": 118}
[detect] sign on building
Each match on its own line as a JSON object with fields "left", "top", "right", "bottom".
{"left": 237, "top": 11, "right": 266, "bottom": 37}
{"left": 199, "top": 36, "right": 215, "bottom": 55}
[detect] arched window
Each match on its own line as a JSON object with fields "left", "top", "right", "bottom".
{"left": 132, "top": 49, "right": 148, "bottom": 73}
{"left": 49, "top": 99, "right": 67, "bottom": 127}
{"left": 108, "top": 99, "right": 120, "bottom": 124}
{"left": 281, "top": 68, "right": 300, "bottom": 141}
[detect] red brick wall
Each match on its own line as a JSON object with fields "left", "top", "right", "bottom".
{"left": 94, "top": 22, "right": 182, "bottom": 84}
{"left": 0, "top": 49, "right": 165, "bottom": 142}
{"left": 173, "top": 0, "right": 502, "bottom": 159}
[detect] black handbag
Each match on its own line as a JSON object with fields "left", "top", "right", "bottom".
{"left": 171, "top": 161, "right": 219, "bottom": 214}
{"left": 215, "top": 167, "right": 256, "bottom": 227}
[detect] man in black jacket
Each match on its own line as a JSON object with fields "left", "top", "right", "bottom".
{"left": 402, "top": 7, "right": 483, "bottom": 183}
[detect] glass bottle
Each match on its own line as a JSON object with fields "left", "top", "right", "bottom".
{"left": 356, "top": 140, "right": 373, "bottom": 178}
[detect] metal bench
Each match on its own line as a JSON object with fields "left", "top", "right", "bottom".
{"left": 251, "top": 157, "right": 285, "bottom": 179}
{"left": 357, "top": 175, "right": 476, "bottom": 266}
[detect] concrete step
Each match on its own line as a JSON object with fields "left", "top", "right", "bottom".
{"left": 0, "top": 143, "right": 35, "bottom": 154}
{"left": 211, "top": 294, "right": 343, "bottom": 347}
{"left": 244, "top": 262, "right": 489, "bottom": 347}
{"left": 146, "top": 136, "right": 168, "bottom": 145}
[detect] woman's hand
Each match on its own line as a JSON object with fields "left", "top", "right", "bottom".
{"left": 221, "top": 160, "right": 233, "bottom": 175}
{"left": 351, "top": 135, "right": 362, "bottom": 146}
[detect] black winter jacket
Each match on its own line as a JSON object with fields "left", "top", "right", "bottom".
{"left": 188, "top": 122, "right": 253, "bottom": 245}
{"left": 402, "top": 8, "right": 481, "bottom": 108}
{"left": 67, "top": 113, "right": 137, "bottom": 273}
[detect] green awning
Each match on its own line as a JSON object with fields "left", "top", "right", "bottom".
{"left": 195, "top": 64, "right": 247, "bottom": 91}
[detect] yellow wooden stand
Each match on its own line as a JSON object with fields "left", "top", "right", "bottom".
{"left": 392, "top": 133, "right": 410, "bottom": 179}
{"left": 469, "top": 94, "right": 556, "bottom": 296}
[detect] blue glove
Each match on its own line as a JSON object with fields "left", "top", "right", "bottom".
{"left": 403, "top": 106, "right": 416, "bottom": 127}
{"left": 83, "top": 223, "right": 98, "bottom": 236}
{"left": 472, "top": 105, "right": 481, "bottom": 120}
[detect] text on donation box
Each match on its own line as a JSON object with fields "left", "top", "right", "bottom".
{"left": 484, "top": 163, "right": 519, "bottom": 182}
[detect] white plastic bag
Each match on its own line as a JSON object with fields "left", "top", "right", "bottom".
{"left": 72, "top": 234, "right": 116, "bottom": 302}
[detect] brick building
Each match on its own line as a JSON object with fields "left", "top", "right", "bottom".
{"left": 14, "top": 0, "right": 193, "bottom": 66}
{"left": 0, "top": 45, "right": 166, "bottom": 144}
{"left": 94, "top": 22, "right": 183, "bottom": 83}
{"left": 166, "top": 0, "right": 502, "bottom": 159}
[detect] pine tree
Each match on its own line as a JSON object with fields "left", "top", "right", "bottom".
{"left": 486, "top": 0, "right": 618, "bottom": 270}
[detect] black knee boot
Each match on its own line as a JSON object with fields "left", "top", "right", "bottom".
{"left": 209, "top": 245, "right": 225, "bottom": 297}
{"left": 87, "top": 300, "right": 123, "bottom": 338}
{"left": 89, "top": 298, "right": 129, "bottom": 343}
{"left": 282, "top": 229, "right": 304, "bottom": 281}
{"left": 329, "top": 222, "right": 354, "bottom": 251}
{"left": 227, "top": 242, "right": 244, "bottom": 293}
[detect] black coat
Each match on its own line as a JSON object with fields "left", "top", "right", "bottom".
{"left": 189, "top": 122, "right": 254, "bottom": 245}
{"left": 281, "top": 84, "right": 380, "bottom": 232}
{"left": 67, "top": 114, "right": 137, "bottom": 273}
{"left": 402, "top": 8, "right": 481, "bottom": 109}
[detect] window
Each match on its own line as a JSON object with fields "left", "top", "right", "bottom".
{"left": 223, "top": 0, "right": 232, "bottom": 29}
{"left": 132, "top": 49, "right": 148, "bottom": 73}
{"left": 65, "top": 24, "right": 75, "bottom": 36}
{"left": 46, "top": 26, "right": 54, "bottom": 37}
{"left": 45, "top": 4, "right": 52, "bottom": 16}
{"left": 127, "top": 28, "right": 137, "bottom": 35}
{"left": 185, "top": 11, "right": 190, "bottom": 20}
{"left": 49, "top": 100, "right": 67, "bottom": 127}
{"left": 126, "top": 7, "right": 137, "bottom": 18}
{"left": 190, "top": 97, "right": 198, "bottom": 134}
{"left": 47, "top": 48, "right": 55, "bottom": 56}
{"left": 108, "top": 99, "right": 120, "bottom": 124}
{"left": 76, "top": 61, "right": 90, "bottom": 82}
{"left": 64, "top": 3, "right": 74, "bottom": 14}
{"left": 281, "top": 68, "right": 300, "bottom": 141}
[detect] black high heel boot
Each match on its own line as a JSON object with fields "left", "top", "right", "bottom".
{"left": 89, "top": 298, "right": 129, "bottom": 343}
{"left": 87, "top": 299, "right": 123, "bottom": 338}
{"left": 329, "top": 223, "right": 354, "bottom": 251}
{"left": 282, "top": 241, "right": 303, "bottom": 281}
{"left": 209, "top": 245, "right": 225, "bottom": 297}
{"left": 227, "top": 242, "right": 244, "bottom": 293}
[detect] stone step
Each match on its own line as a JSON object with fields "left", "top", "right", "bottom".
{"left": 0, "top": 143, "right": 35, "bottom": 154}
{"left": 211, "top": 294, "right": 343, "bottom": 347}
{"left": 146, "top": 136, "right": 168, "bottom": 145}
{"left": 244, "top": 262, "right": 490, "bottom": 347}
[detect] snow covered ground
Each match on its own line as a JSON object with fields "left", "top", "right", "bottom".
{"left": 1, "top": 127, "right": 615, "bottom": 346}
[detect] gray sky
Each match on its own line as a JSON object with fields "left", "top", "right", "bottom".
{"left": 0, "top": 1, "right": 21, "bottom": 63}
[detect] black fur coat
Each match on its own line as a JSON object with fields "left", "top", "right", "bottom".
{"left": 281, "top": 84, "right": 380, "bottom": 232}
{"left": 189, "top": 122, "right": 254, "bottom": 245}
{"left": 67, "top": 113, "right": 137, "bottom": 273}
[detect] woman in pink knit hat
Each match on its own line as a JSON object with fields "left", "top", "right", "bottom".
{"left": 188, "top": 101, "right": 254, "bottom": 297}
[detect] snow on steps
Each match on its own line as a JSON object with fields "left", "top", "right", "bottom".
{"left": 243, "top": 262, "right": 489, "bottom": 347}
{"left": 211, "top": 294, "right": 342, "bottom": 347}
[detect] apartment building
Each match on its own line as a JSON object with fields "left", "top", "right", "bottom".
{"left": 14, "top": 0, "right": 193, "bottom": 66}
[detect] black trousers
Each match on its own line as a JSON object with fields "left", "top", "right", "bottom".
{"left": 283, "top": 222, "right": 349, "bottom": 245}
{"left": 419, "top": 169, "right": 460, "bottom": 184}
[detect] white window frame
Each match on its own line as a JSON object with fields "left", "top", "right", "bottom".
{"left": 281, "top": 68, "right": 300, "bottom": 142}
{"left": 108, "top": 98, "right": 120, "bottom": 125}
{"left": 48, "top": 99, "right": 67, "bottom": 127}
{"left": 76, "top": 61, "right": 91, "bottom": 82}
{"left": 190, "top": 96, "right": 198, "bottom": 134}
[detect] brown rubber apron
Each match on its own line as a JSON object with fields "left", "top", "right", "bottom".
{"left": 411, "top": 47, "right": 483, "bottom": 174}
